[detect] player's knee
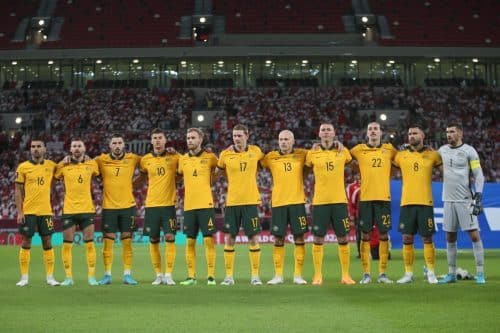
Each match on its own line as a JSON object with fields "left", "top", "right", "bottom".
{"left": 274, "top": 237, "right": 285, "bottom": 246}
{"left": 164, "top": 233, "right": 175, "bottom": 242}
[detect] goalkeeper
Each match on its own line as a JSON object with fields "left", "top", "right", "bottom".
{"left": 437, "top": 123, "right": 486, "bottom": 284}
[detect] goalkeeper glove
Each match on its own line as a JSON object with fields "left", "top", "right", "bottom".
{"left": 472, "top": 192, "right": 483, "bottom": 216}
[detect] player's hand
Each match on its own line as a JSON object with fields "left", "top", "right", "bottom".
{"left": 472, "top": 192, "right": 483, "bottom": 216}
{"left": 166, "top": 147, "right": 177, "bottom": 154}
{"left": 62, "top": 155, "right": 71, "bottom": 165}
{"left": 226, "top": 145, "right": 235, "bottom": 152}
{"left": 16, "top": 212, "right": 25, "bottom": 225}
{"left": 311, "top": 142, "right": 321, "bottom": 150}
{"left": 84, "top": 154, "right": 91, "bottom": 161}
{"left": 334, "top": 140, "right": 344, "bottom": 151}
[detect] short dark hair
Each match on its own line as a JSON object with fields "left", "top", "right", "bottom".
{"left": 446, "top": 123, "right": 463, "bottom": 131}
{"left": 151, "top": 128, "right": 165, "bottom": 136}
{"left": 408, "top": 124, "right": 424, "bottom": 131}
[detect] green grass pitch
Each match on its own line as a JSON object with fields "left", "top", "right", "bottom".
{"left": 1, "top": 244, "right": 499, "bottom": 333}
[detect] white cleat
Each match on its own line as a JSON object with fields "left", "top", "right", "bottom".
{"left": 377, "top": 273, "right": 394, "bottom": 284}
{"left": 359, "top": 273, "right": 372, "bottom": 284}
{"left": 162, "top": 274, "right": 176, "bottom": 286}
{"left": 250, "top": 276, "right": 263, "bottom": 285}
{"left": 397, "top": 272, "right": 414, "bottom": 284}
{"left": 46, "top": 277, "right": 61, "bottom": 286}
{"left": 152, "top": 275, "right": 163, "bottom": 286}
{"left": 427, "top": 271, "right": 438, "bottom": 284}
{"left": 16, "top": 279, "right": 29, "bottom": 287}
{"left": 220, "top": 276, "right": 235, "bottom": 286}
{"left": 293, "top": 276, "right": 308, "bottom": 285}
{"left": 267, "top": 276, "right": 284, "bottom": 285}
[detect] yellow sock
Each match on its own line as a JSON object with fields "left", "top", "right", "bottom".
{"left": 361, "top": 240, "right": 371, "bottom": 274}
{"left": 186, "top": 238, "right": 196, "bottom": 278}
{"left": 312, "top": 243, "right": 323, "bottom": 280}
{"left": 204, "top": 236, "right": 216, "bottom": 278}
{"left": 423, "top": 242, "right": 435, "bottom": 272}
{"left": 403, "top": 243, "right": 415, "bottom": 273}
{"left": 62, "top": 241, "right": 73, "bottom": 278}
{"left": 165, "top": 240, "right": 176, "bottom": 275}
{"left": 149, "top": 241, "right": 161, "bottom": 274}
{"left": 85, "top": 240, "right": 96, "bottom": 278}
{"left": 273, "top": 245, "right": 285, "bottom": 277}
{"left": 19, "top": 247, "right": 30, "bottom": 276}
{"left": 102, "top": 237, "right": 114, "bottom": 274}
{"left": 43, "top": 248, "right": 55, "bottom": 277}
{"left": 379, "top": 240, "right": 389, "bottom": 274}
{"left": 294, "top": 242, "right": 305, "bottom": 277}
{"left": 224, "top": 245, "right": 235, "bottom": 277}
{"left": 338, "top": 243, "right": 351, "bottom": 278}
{"left": 249, "top": 244, "right": 261, "bottom": 277}
{"left": 122, "top": 237, "right": 133, "bottom": 272}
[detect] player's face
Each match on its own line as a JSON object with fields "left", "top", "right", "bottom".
{"left": 318, "top": 124, "right": 335, "bottom": 141}
{"left": 278, "top": 130, "right": 294, "bottom": 154}
{"left": 70, "top": 140, "right": 86, "bottom": 158}
{"left": 408, "top": 128, "right": 424, "bottom": 147}
{"left": 186, "top": 131, "right": 202, "bottom": 151}
{"left": 232, "top": 130, "right": 248, "bottom": 150}
{"left": 151, "top": 133, "right": 166, "bottom": 152}
{"left": 446, "top": 127, "right": 462, "bottom": 146}
{"left": 367, "top": 122, "right": 382, "bottom": 142}
{"left": 30, "top": 141, "right": 46, "bottom": 160}
{"left": 109, "top": 137, "right": 125, "bottom": 156}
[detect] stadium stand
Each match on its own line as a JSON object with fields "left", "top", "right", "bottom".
{"left": 370, "top": 0, "right": 500, "bottom": 47}
{"left": 213, "top": 0, "right": 351, "bottom": 33}
{"left": 41, "top": 0, "right": 194, "bottom": 48}
{"left": 0, "top": 86, "right": 498, "bottom": 220}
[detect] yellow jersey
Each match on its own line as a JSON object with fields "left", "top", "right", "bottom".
{"left": 55, "top": 159, "right": 99, "bottom": 214}
{"left": 178, "top": 151, "right": 217, "bottom": 211}
{"left": 350, "top": 143, "right": 396, "bottom": 201}
{"left": 217, "top": 145, "right": 264, "bottom": 206}
{"left": 394, "top": 147, "right": 442, "bottom": 206}
{"left": 95, "top": 153, "right": 141, "bottom": 209}
{"left": 15, "top": 159, "right": 56, "bottom": 215}
{"left": 140, "top": 152, "right": 180, "bottom": 207}
{"left": 261, "top": 149, "right": 307, "bottom": 207}
{"left": 305, "top": 146, "right": 352, "bottom": 205}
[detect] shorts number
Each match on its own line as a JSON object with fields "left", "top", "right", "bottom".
{"left": 342, "top": 218, "right": 350, "bottom": 229}
{"left": 381, "top": 214, "right": 391, "bottom": 226}
{"left": 251, "top": 217, "right": 259, "bottom": 228}
{"left": 208, "top": 218, "right": 214, "bottom": 229}
{"left": 427, "top": 218, "right": 434, "bottom": 229}
{"left": 298, "top": 216, "right": 307, "bottom": 227}
{"left": 169, "top": 218, "right": 177, "bottom": 229}
{"left": 45, "top": 217, "right": 54, "bottom": 230}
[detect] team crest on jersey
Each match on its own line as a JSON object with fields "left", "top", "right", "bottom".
{"left": 249, "top": 154, "right": 254, "bottom": 158}
{"left": 200, "top": 159, "right": 208, "bottom": 164}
